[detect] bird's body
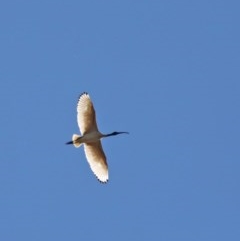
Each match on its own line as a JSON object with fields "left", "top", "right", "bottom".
{"left": 73, "top": 131, "right": 103, "bottom": 145}
{"left": 66, "top": 92, "right": 128, "bottom": 183}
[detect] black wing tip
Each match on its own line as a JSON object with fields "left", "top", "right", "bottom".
{"left": 94, "top": 175, "right": 109, "bottom": 184}
{"left": 77, "top": 92, "right": 90, "bottom": 104}
{"left": 79, "top": 92, "right": 89, "bottom": 99}
{"left": 98, "top": 179, "right": 109, "bottom": 184}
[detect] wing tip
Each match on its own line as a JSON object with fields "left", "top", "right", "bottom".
{"left": 98, "top": 179, "right": 109, "bottom": 184}
{"left": 94, "top": 174, "right": 109, "bottom": 184}
{"left": 79, "top": 92, "right": 89, "bottom": 100}
{"left": 77, "top": 92, "right": 91, "bottom": 106}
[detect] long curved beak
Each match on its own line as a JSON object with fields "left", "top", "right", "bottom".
{"left": 118, "top": 131, "right": 129, "bottom": 134}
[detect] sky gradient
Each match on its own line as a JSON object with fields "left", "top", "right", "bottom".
{"left": 0, "top": 1, "right": 239, "bottom": 240}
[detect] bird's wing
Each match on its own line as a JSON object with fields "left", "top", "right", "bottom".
{"left": 83, "top": 141, "right": 109, "bottom": 183}
{"left": 77, "top": 92, "right": 98, "bottom": 135}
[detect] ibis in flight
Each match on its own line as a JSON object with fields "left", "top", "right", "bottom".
{"left": 66, "top": 92, "right": 128, "bottom": 183}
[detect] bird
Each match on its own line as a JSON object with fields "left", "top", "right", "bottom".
{"left": 66, "top": 92, "right": 129, "bottom": 183}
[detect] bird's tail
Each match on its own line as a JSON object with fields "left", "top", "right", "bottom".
{"left": 66, "top": 134, "right": 82, "bottom": 148}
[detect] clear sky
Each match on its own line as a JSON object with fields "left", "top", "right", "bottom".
{"left": 0, "top": 1, "right": 239, "bottom": 240}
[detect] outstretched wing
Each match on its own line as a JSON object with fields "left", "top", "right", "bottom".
{"left": 77, "top": 92, "right": 98, "bottom": 135}
{"left": 83, "top": 141, "right": 109, "bottom": 183}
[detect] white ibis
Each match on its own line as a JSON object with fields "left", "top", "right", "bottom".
{"left": 66, "top": 92, "right": 128, "bottom": 183}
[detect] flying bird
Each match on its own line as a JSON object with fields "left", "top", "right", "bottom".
{"left": 66, "top": 92, "right": 128, "bottom": 183}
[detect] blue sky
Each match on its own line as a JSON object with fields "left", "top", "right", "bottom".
{"left": 0, "top": 1, "right": 239, "bottom": 240}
